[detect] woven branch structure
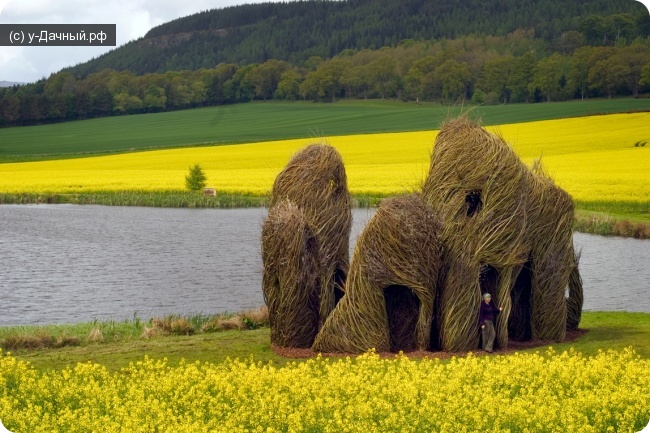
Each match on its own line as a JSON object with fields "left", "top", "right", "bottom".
{"left": 263, "top": 144, "right": 351, "bottom": 347}
{"left": 313, "top": 195, "right": 442, "bottom": 353}
{"left": 422, "top": 117, "right": 581, "bottom": 352}
{"left": 262, "top": 118, "right": 583, "bottom": 353}
{"left": 262, "top": 201, "right": 320, "bottom": 348}
{"left": 566, "top": 251, "right": 584, "bottom": 331}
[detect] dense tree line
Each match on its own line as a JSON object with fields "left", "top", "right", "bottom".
{"left": 1, "top": 25, "right": 649, "bottom": 126}
{"left": 63, "top": 0, "right": 649, "bottom": 78}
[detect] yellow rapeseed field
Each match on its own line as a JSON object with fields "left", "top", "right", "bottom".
{"left": 0, "top": 113, "right": 648, "bottom": 202}
{"left": 1, "top": 348, "right": 649, "bottom": 432}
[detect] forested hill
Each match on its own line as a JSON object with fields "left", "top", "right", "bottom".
{"left": 65, "top": 0, "right": 649, "bottom": 77}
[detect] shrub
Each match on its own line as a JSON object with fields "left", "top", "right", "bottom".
{"left": 185, "top": 163, "right": 207, "bottom": 191}
{"left": 471, "top": 88, "right": 486, "bottom": 104}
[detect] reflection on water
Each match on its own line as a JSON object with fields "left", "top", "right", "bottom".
{"left": 0, "top": 205, "right": 647, "bottom": 326}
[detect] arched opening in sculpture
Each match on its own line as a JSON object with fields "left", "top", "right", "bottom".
{"left": 384, "top": 285, "right": 421, "bottom": 352}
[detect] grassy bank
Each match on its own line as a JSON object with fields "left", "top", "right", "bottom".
{"left": 573, "top": 200, "right": 650, "bottom": 238}
{"left": 0, "top": 191, "right": 385, "bottom": 208}
{"left": 0, "top": 191, "right": 269, "bottom": 208}
{"left": 574, "top": 212, "right": 650, "bottom": 238}
{"left": 2, "top": 99, "right": 649, "bottom": 163}
{"left": 0, "top": 309, "right": 273, "bottom": 372}
{"left": 1, "top": 311, "right": 649, "bottom": 373}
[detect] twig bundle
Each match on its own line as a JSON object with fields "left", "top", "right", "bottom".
{"left": 422, "top": 117, "right": 530, "bottom": 351}
{"left": 566, "top": 251, "right": 584, "bottom": 331}
{"left": 262, "top": 200, "right": 320, "bottom": 347}
{"left": 269, "top": 144, "right": 352, "bottom": 326}
{"left": 313, "top": 195, "right": 441, "bottom": 353}
{"left": 262, "top": 144, "right": 351, "bottom": 347}
{"left": 421, "top": 117, "right": 582, "bottom": 351}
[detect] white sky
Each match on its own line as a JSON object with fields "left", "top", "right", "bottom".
{"left": 0, "top": 0, "right": 295, "bottom": 83}
{"left": 0, "top": 0, "right": 649, "bottom": 84}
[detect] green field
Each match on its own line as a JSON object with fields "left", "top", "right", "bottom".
{"left": 1, "top": 98, "right": 649, "bottom": 162}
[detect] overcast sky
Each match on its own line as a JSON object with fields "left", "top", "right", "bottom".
{"left": 0, "top": 0, "right": 295, "bottom": 83}
{"left": 1, "top": 0, "right": 649, "bottom": 84}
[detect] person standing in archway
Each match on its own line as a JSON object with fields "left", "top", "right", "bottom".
{"left": 480, "top": 293, "right": 502, "bottom": 353}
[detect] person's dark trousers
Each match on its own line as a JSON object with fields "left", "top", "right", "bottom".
{"left": 482, "top": 320, "right": 496, "bottom": 352}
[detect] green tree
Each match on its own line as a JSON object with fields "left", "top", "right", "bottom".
{"left": 189, "top": 80, "right": 207, "bottom": 106}
{"left": 553, "top": 31, "right": 585, "bottom": 55}
{"left": 568, "top": 46, "right": 595, "bottom": 100}
{"left": 580, "top": 14, "right": 608, "bottom": 45}
{"left": 368, "top": 56, "right": 400, "bottom": 99}
{"left": 435, "top": 59, "right": 470, "bottom": 101}
{"left": 113, "top": 93, "right": 143, "bottom": 113}
{"left": 343, "top": 65, "right": 372, "bottom": 99}
{"left": 619, "top": 44, "right": 650, "bottom": 97}
{"left": 508, "top": 52, "right": 536, "bottom": 103}
{"left": 471, "top": 88, "right": 486, "bottom": 104}
{"left": 608, "top": 14, "right": 636, "bottom": 42}
{"left": 641, "top": 64, "right": 650, "bottom": 87}
{"left": 275, "top": 70, "right": 301, "bottom": 100}
{"left": 404, "top": 56, "right": 437, "bottom": 102}
{"left": 588, "top": 55, "right": 630, "bottom": 98}
{"left": 481, "top": 56, "right": 513, "bottom": 104}
{"left": 404, "top": 67, "right": 424, "bottom": 102}
{"left": 529, "top": 53, "right": 568, "bottom": 102}
{"left": 247, "top": 59, "right": 290, "bottom": 100}
{"left": 185, "top": 164, "right": 207, "bottom": 191}
{"left": 2, "top": 94, "right": 21, "bottom": 123}
{"left": 300, "top": 58, "right": 349, "bottom": 101}
{"left": 143, "top": 85, "right": 167, "bottom": 111}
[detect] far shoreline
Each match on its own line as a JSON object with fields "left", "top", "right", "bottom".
{"left": 2, "top": 191, "right": 648, "bottom": 239}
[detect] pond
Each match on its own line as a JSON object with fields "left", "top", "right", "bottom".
{"left": 0, "top": 205, "right": 648, "bottom": 326}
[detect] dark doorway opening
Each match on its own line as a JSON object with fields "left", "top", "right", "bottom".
{"left": 384, "top": 285, "right": 420, "bottom": 352}
{"left": 479, "top": 264, "right": 500, "bottom": 296}
{"left": 508, "top": 260, "right": 532, "bottom": 341}
{"left": 333, "top": 268, "right": 346, "bottom": 306}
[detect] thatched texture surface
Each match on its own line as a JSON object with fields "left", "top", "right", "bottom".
{"left": 262, "top": 118, "right": 583, "bottom": 354}
{"left": 566, "top": 252, "right": 584, "bottom": 331}
{"left": 269, "top": 144, "right": 351, "bottom": 326}
{"left": 422, "top": 118, "right": 529, "bottom": 352}
{"left": 313, "top": 195, "right": 442, "bottom": 353}
{"left": 524, "top": 164, "right": 575, "bottom": 342}
{"left": 422, "top": 117, "right": 580, "bottom": 352}
{"left": 262, "top": 201, "right": 320, "bottom": 348}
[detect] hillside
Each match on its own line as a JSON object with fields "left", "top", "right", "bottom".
{"left": 64, "top": 0, "right": 649, "bottom": 77}
{"left": 2, "top": 0, "right": 649, "bottom": 128}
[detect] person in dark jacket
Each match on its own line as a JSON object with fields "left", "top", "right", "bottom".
{"left": 479, "top": 293, "right": 502, "bottom": 352}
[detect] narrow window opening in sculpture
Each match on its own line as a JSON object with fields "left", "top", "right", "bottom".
{"left": 333, "top": 268, "right": 346, "bottom": 306}
{"left": 384, "top": 285, "right": 420, "bottom": 353}
{"left": 508, "top": 260, "right": 533, "bottom": 341}
{"left": 466, "top": 190, "right": 483, "bottom": 216}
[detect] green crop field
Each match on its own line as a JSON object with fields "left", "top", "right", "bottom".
{"left": 1, "top": 98, "right": 649, "bottom": 162}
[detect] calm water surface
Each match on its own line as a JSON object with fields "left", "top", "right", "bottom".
{"left": 0, "top": 205, "right": 648, "bottom": 326}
